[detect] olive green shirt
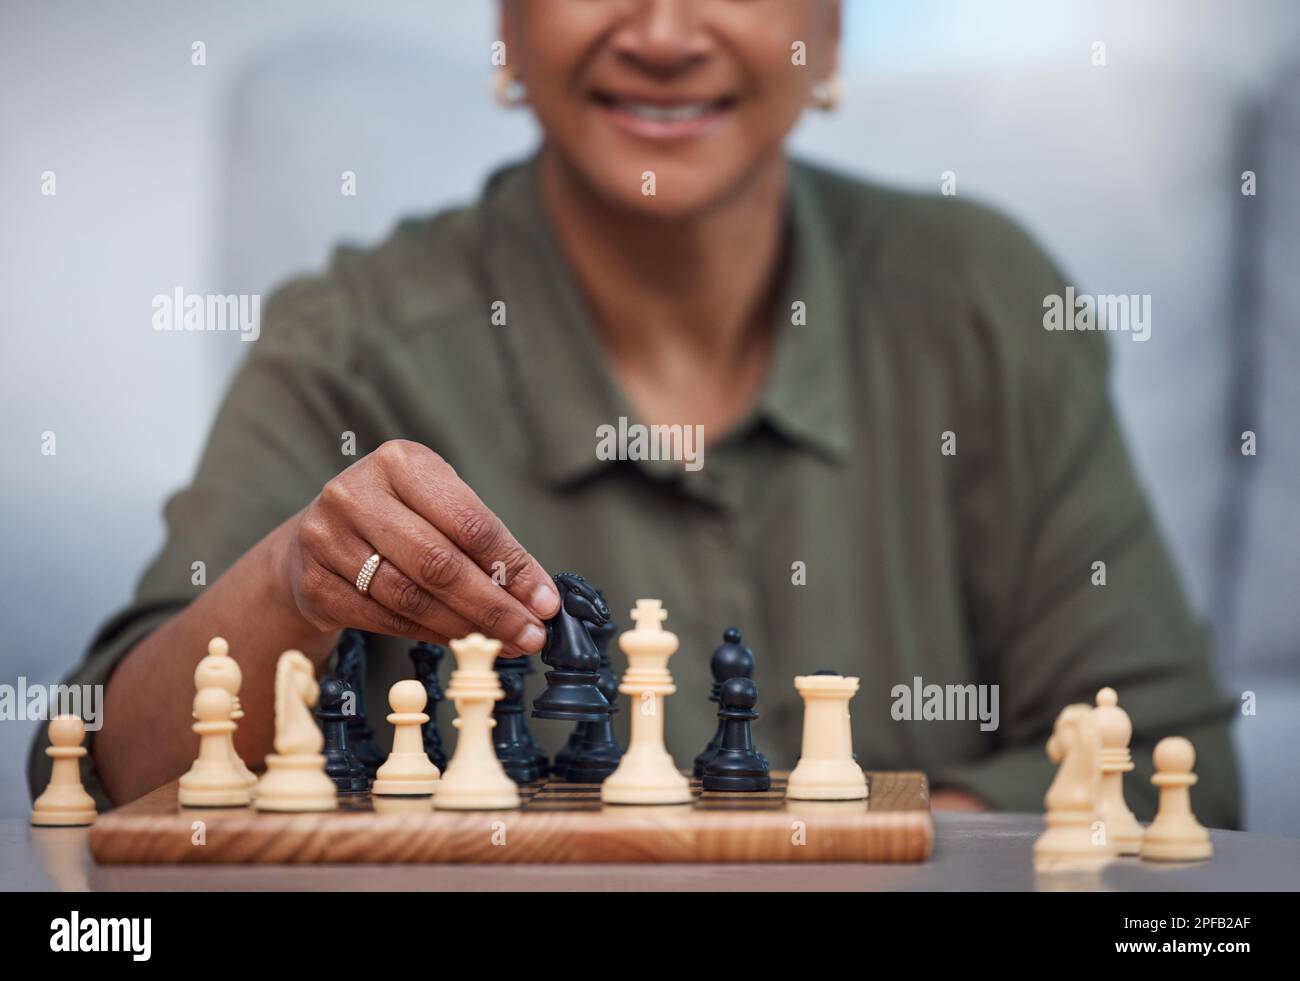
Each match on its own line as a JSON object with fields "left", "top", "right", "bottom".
{"left": 30, "top": 157, "right": 1240, "bottom": 826}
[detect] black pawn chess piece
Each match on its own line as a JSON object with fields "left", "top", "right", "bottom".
{"left": 335, "top": 629, "right": 384, "bottom": 779}
{"left": 532, "top": 573, "right": 612, "bottom": 722}
{"left": 701, "top": 677, "right": 770, "bottom": 792}
{"left": 564, "top": 663, "right": 624, "bottom": 783}
{"left": 316, "top": 677, "right": 369, "bottom": 794}
{"left": 493, "top": 656, "right": 541, "bottom": 784}
{"left": 555, "top": 609, "right": 620, "bottom": 781}
{"left": 409, "top": 642, "right": 448, "bottom": 772}
{"left": 693, "top": 628, "right": 754, "bottom": 778}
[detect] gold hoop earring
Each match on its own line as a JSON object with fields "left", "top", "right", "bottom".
{"left": 810, "top": 75, "right": 841, "bottom": 112}
{"left": 493, "top": 67, "right": 528, "bottom": 108}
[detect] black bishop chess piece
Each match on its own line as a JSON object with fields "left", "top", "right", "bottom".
{"left": 316, "top": 676, "right": 369, "bottom": 793}
{"left": 531, "top": 573, "right": 612, "bottom": 722}
{"left": 409, "top": 642, "right": 448, "bottom": 772}
{"left": 555, "top": 605, "right": 620, "bottom": 781}
{"left": 694, "top": 628, "right": 755, "bottom": 778}
{"left": 701, "top": 677, "right": 771, "bottom": 792}
{"left": 493, "top": 655, "right": 542, "bottom": 784}
{"left": 335, "top": 629, "right": 384, "bottom": 779}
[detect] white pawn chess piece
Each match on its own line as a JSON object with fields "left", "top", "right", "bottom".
{"left": 372, "top": 680, "right": 441, "bottom": 796}
{"left": 434, "top": 633, "right": 521, "bottom": 810}
{"left": 601, "top": 600, "right": 692, "bottom": 805}
{"left": 179, "top": 686, "right": 252, "bottom": 807}
{"left": 199, "top": 637, "right": 257, "bottom": 789}
{"left": 31, "top": 715, "right": 97, "bottom": 827}
{"left": 786, "top": 674, "right": 868, "bottom": 801}
{"left": 1091, "top": 687, "right": 1143, "bottom": 855}
{"left": 1033, "top": 703, "right": 1117, "bottom": 870}
{"left": 253, "top": 651, "right": 337, "bottom": 812}
{"left": 1140, "top": 736, "right": 1213, "bottom": 862}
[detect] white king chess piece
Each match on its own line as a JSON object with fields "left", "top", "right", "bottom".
{"left": 786, "top": 672, "right": 868, "bottom": 801}
{"left": 601, "top": 599, "right": 692, "bottom": 805}
{"left": 434, "top": 633, "right": 521, "bottom": 810}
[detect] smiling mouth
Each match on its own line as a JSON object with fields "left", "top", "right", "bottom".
{"left": 590, "top": 91, "right": 736, "bottom": 135}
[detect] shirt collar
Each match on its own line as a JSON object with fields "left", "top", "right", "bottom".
{"left": 479, "top": 156, "right": 853, "bottom": 489}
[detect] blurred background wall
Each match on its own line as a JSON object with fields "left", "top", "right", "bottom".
{"left": 2, "top": 1, "right": 1298, "bottom": 829}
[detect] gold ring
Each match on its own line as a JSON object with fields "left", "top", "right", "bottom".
{"left": 355, "top": 553, "right": 381, "bottom": 594}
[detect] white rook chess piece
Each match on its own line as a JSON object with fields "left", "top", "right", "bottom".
{"left": 601, "top": 599, "right": 692, "bottom": 805}
{"left": 786, "top": 673, "right": 868, "bottom": 801}
{"left": 253, "top": 651, "right": 337, "bottom": 812}
{"left": 179, "top": 686, "right": 252, "bottom": 807}
{"left": 434, "top": 633, "right": 521, "bottom": 810}
{"left": 372, "top": 680, "right": 440, "bottom": 796}
{"left": 1092, "top": 687, "right": 1143, "bottom": 855}
{"left": 200, "top": 637, "right": 257, "bottom": 788}
{"left": 1140, "top": 736, "right": 1213, "bottom": 862}
{"left": 31, "top": 715, "right": 97, "bottom": 827}
{"left": 1034, "top": 703, "right": 1117, "bottom": 870}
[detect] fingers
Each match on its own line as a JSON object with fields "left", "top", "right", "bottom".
{"left": 377, "top": 442, "right": 560, "bottom": 619}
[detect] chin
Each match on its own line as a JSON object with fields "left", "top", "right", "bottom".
{"left": 581, "top": 154, "right": 756, "bottom": 222}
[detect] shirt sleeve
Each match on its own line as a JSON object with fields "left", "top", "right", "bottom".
{"left": 26, "top": 267, "right": 386, "bottom": 807}
{"left": 929, "top": 212, "right": 1241, "bottom": 828}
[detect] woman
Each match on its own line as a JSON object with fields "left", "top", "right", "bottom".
{"left": 33, "top": 0, "right": 1238, "bottom": 822}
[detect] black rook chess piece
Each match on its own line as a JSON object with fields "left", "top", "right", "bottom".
{"left": 701, "top": 677, "right": 771, "bottom": 792}
{"left": 493, "top": 656, "right": 542, "bottom": 784}
{"left": 409, "top": 642, "right": 448, "bottom": 772}
{"left": 335, "top": 630, "right": 384, "bottom": 779}
{"left": 316, "top": 676, "right": 369, "bottom": 794}
{"left": 531, "top": 573, "right": 612, "bottom": 722}
{"left": 693, "top": 628, "right": 754, "bottom": 778}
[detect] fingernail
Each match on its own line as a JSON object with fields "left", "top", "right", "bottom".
{"left": 517, "top": 623, "right": 547, "bottom": 652}
{"left": 529, "top": 582, "right": 560, "bottom": 617}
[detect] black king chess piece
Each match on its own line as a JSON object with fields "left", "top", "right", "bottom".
{"left": 693, "top": 628, "right": 755, "bottom": 777}
{"left": 316, "top": 676, "right": 369, "bottom": 793}
{"left": 555, "top": 603, "right": 620, "bottom": 781}
{"left": 409, "top": 642, "right": 448, "bottom": 772}
{"left": 700, "top": 677, "right": 771, "bottom": 792}
{"left": 335, "top": 629, "right": 384, "bottom": 779}
{"left": 493, "top": 656, "right": 542, "bottom": 784}
{"left": 531, "top": 573, "right": 612, "bottom": 722}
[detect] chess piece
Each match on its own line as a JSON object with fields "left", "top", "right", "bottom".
{"left": 1033, "top": 703, "right": 1116, "bottom": 870}
{"left": 786, "top": 672, "right": 868, "bottom": 801}
{"left": 1140, "top": 736, "right": 1213, "bottom": 862}
{"left": 694, "top": 628, "right": 754, "bottom": 778}
{"left": 373, "top": 680, "right": 441, "bottom": 796}
{"left": 31, "top": 715, "right": 97, "bottom": 827}
{"left": 532, "top": 573, "right": 612, "bottom": 722}
{"left": 601, "top": 600, "right": 692, "bottom": 805}
{"left": 316, "top": 677, "right": 369, "bottom": 793}
{"left": 409, "top": 642, "right": 449, "bottom": 772}
{"left": 196, "top": 637, "right": 256, "bottom": 788}
{"left": 492, "top": 656, "right": 541, "bottom": 784}
{"left": 564, "top": 664, "right": 624, "bottom": 783}
{"left": 1092, "top": 687, "right": 1143, "bottom": 855}
{"left": 435, "top": 633, "right": 521, "bottom": 810}
{"left": 254, "top": 651, "right": 337, "bottom": 812}
{"left": 555, "top": 612, "right": 619, "bottom": 780}
{"left": 179, "top": 686, "right": 252, "bottom": 807}
{"left": 701, "top": 677, "right": 771, "bottom": 792}
{"left": 335, "top": 629, "right": 384, "bottom": 778}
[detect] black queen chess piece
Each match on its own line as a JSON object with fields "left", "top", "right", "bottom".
{"left": 531, "top": 573, "right": 612, "bottom": 722}
{"left": 408, "top": 642, "right": 448, "bottom": 772}
{"left": 493, "top": 655, "right": 542, "bottom": 784}
{"left": 694, "top": 628, "right": 755, "bottom": 778}
{"left": 335, "top": 629, "right": 385, "bottom": 779}
{"left": 701, "top": 677, "right": 771, "bottom": 792}
{"left": 316, "top": 677, "right": 369, "bottom": 794}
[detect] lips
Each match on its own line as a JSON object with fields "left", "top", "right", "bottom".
{"left": 591, "top": 91, "right": 736, "bottom": 141}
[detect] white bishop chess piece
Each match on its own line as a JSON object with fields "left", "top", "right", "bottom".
{"left": 31, "top": 715, "right": 97, "bottom": 827}
{"left": 201, "top": 637, "right": 257, "bottom": 789}
{"left": 253, "top": 651, "right": 337, "bottom": 812}
{"left": 434, "top": 633, "right": 521, "bottom": 810}
{"left": 1033, "top": 703, "right": 1118, "bottom": 870}
{"left": 786, "top": 672, "right": 868, "bottom": 801}
{"left": 1091, "top": 687, "right": 1143, "bottom": 855}
{"left": 601, "top": 599, "right": 692, "bottom": 805}
{"left": 179, "top": 637, "right": 255, "bottom": 806}
{"left": 372, "top": 680, "right": 440, "bottom": 796}
{"left": 1140, "top": 736, "right": 1213, "bottom": 862}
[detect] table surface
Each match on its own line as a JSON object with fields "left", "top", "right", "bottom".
{"left": 4, "top": 813, "right": 1299, "bottom": 891}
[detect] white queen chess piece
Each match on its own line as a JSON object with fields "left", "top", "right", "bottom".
{"left": 601, "top": 600, "right": 692, "bottom": 805}
{"left": 434, "top": 633, "right": 521, "bottom": 810}
{"left": 253, "top": 651, "right": 337, "bottom": 812}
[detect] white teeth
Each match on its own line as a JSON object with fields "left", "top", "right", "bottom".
{"left": 617, "top": 101, "right": 716, "bottom": 123}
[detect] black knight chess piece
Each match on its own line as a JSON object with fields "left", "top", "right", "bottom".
{"left": 493, "top": 656, "right": 542, "bottom": 784}
{"left": 701, "top": 677, "right": 771, "bottom": 792}
{"left": 316, "top": 676, "right": 369, "bottom": 794}
{"left": 555, "top": 603, "right": 620, "bottom": 781}
{"left": 694, "top": 628, "right": 755, "bottom": 778}
{"left": 409, "top": 642, "right": 448, "bottom": 772}
{"left": 335, "top": 629, "right": 384, "bottom": 779}
{"left": 531, "top": 573, "right": 612, "bottom": 722}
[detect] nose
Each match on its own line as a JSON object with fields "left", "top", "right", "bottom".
{"left": 611, "top": 0, "right": 712, "bottom": 75}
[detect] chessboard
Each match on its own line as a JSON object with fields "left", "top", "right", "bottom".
{"left": 88, "top": 771, "right": 933, "bottom": 864}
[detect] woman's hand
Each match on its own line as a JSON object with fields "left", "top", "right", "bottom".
{"left": 276, "top": 439, "right": 560, "bottom": 656}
